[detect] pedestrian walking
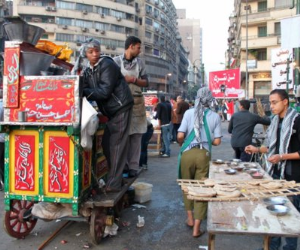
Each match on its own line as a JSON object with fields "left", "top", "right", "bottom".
{"left": 81, "top": 38, "right": 133, "bottom": 192}
{"left": 228, "top": 99, "right": 270, "bottom": 162}
{"left": 245, "top": 89, "right": 300, "bottom": 250}
{"left": 170, "top": 96, "right": 178, "bottom": 143}
{"left": 174, "top": 95, "right": 189, "bottom": 139}
{"left": 139, "top": 118, "right": 154, "bottom": 170}
{"left": 155, "top": 95, "right": 172, "bottom": 157}
{"left": 221, "top": 100, "right": 228, "bottom": 121}
{"left": 114, "top": 36, "right": 149, "bottom": 177}
{"left": 177, "top": 87, "right": 222, "bottom": 238}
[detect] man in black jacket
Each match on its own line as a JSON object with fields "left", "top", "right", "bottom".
{"left": 228, "top": 100, "right": 270, "bottom": 161}
{"left": 82, "top": 38, "right": 133, "bottom": 191}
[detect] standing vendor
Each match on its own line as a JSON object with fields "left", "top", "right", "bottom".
{"left": 81, "top": 38, "right": 133, "bottom": 192}
{"left": 114, "top": 36, "right": 149, "bottom": 178}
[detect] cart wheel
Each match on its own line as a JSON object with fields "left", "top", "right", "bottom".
{"left": 114, "top": 195, "right": 124, "bottom": 218}
{"left": 4, "top": 200, "right": 37, "bottom": 239}
{"left": 90, "top": 208, "right": 106, "bottom": 244}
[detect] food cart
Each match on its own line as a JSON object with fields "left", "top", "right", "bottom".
{"left": 0, "top": 20, "right": 134, "bottom": 244}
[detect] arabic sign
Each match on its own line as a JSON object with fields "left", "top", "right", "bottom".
{"left": 14, "top": 134, "right": 36, "bottom": 192}
{"left": 7, "top": 76, "right": 80, "bottom": 123}
{"left": 271, "top": 48, "right": 294, "bottom": 90}
{"left": 3, "top": 45, "right": 20, "bottom": 108}
{"left": 209, "top": 69, "right": 241, "bottom": 98}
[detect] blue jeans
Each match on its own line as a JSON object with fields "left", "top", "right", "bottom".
{"left": 266, "top": 173, "right": 300, "bottom": 250}
{"left": 139, "top": 126, "right": 154, "bottom": 166}
{"left": 161, "top": 124, "right": 171, "bottom": 156}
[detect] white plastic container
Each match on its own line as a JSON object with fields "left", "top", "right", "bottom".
{"left": 131, "top": 182, "right": 153, "bottom": 203}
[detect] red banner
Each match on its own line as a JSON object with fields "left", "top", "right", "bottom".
{"left": 48, "top": 136, "right": 70, "bottom": 193}
{"left": 209, "top": 69, "right": 241, "bottom": 98}
{"left": 9, "top": 76, "right": 76, "bottom": 123}
{"left": 4, "top": 46, "right": 20, "bottom": 108}
{"left": 14, "top": 135, "right": 36, "bottom": 191}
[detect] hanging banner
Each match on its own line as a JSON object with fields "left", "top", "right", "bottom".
{"left": 209, "top": 69, "right": 242, "bottom": 98}
{"left": 271, "top": 48, "right": 294, "bottom": 90}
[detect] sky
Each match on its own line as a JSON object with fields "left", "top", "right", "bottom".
{"left": 172, "top": 0, "right": 234, "bottom": 74}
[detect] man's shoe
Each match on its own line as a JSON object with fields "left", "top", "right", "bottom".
{"left": 159, "top": 151, "right": 164, "bottom": 155}
{"left": 142, "top": 164, "right": 148, "bottom": 170}
{"left": 128, "top": 169, "right": 138, "bottom": 178}
{"left": 161, "top": 154, "right": 170, "bottom": 158}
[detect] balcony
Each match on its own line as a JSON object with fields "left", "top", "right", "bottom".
{"left": 240, "top": 60, "right": 271, "bottom": 72}
{"left": 240, "top": 34, "right": 280, "bottom": 48}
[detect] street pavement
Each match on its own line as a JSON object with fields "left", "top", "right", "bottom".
{"left": 0, "top": 122, "right": 298, "bottom": 250}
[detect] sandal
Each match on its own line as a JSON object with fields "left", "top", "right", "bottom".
{"left": 193, "top": 230, "right": 205, "bottom": 238}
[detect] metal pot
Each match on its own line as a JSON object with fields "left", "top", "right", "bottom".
{"left": 20, "top": 51, "right": 55, "bottom": 76}
{"left": 3, "top": 22, "right": 45, "bottom": 45}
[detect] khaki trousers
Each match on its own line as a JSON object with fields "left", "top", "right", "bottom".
{"left": 180, "top": 148, "right": 210, "bottom": 220}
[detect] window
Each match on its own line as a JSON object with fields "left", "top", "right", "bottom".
{"left": 97, "top": 7, "right": 109, "bottom": 15}
{"left": 257, "top": 49, "right": 267, "bottom": 60}
{"left": 57, "top": 1, "right": 75, "bottom": 10}
{"left": 145, "top": 31, "right": 152, "bottom": 38}
{"left": 145, "top": 18, "right": 152, "bottom": 26}
{"left": 95, "top": 22, "right": 110, "bottom": 31}
{"left": 111, "top": 9, "right": 125, "bottom": 18}
{"left": 111, "top": 24, "right": 125, "bottom": 33}
{"left": 76, "top": 3, "right": 93, "bottom": 12}
{"left": 57, "top": 17, "right": 72, "bottom": 25}
{"left": 275, "top": 0, "right": 293, "bottom": 8}
{"left": 258, "top": 26, "right": 267, "bottom": 37}
{"left": 274, "top": 22, "right": 281, "bottom": 35}
{"left": 56, "top": 33, "right": 75, "bottom": 42}
{"left": 258, "top": 1, "right": 267, "bottom": 12}
{"left": 75, "top": 19, "right": 93, "bottom": 28}
{"left": 153, "top": 49, "right": 160, "bottom": 56}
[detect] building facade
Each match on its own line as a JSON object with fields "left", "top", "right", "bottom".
{"left": 227, "top": 0, "right": 297, "bottom": 99}
{"left": 12, "top": 0, "right": 189, "bottom": 96}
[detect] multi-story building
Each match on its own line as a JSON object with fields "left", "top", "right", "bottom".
{"left": 176, "top": 9, "right": 203, "bottom": 90}
{"left": 227, "top": 0, "right": 297, "bottom": 99}
{"left": 12, "top": 0, "right": 189, "bottom": 96}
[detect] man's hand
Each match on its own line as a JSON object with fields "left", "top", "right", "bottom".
{"left": 124, "top": 75, "right": 136, "bottom": 84}
{"left": 155, "top": 125, "right": 161, "bottom": 130}
{"left": 268, "top": 154, "right": 281, "bottom": 164}
{"left": 245, "top": 145, "right": 257, "bottom": 154}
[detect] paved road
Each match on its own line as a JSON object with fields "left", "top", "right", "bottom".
{"left": 0, "top": 122, "right": 297, "bottom": 250}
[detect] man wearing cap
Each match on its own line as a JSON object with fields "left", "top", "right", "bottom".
{"left": 114, "top": 36, "right": 149, "bottom": 177}
{"left": 81, "top": 38, "right": 134, "bottom": 192}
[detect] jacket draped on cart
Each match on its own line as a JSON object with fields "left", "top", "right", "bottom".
{"left": 82, "top": 56, "right": 133, "bottom": 119}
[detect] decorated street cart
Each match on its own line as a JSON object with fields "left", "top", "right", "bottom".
{"left": 0, "top": 20, "right": 135, "bottom": 244}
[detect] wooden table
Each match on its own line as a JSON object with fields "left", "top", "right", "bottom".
{"left": 207, "top": 162, "right": 300, "bottom": 250}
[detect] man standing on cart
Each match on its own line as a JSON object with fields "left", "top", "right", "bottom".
{"left": 81, "top": 38, "right": 134, "bottom": 192}
{"left": 245, "top": 89, "right": 300, "bottom": 250}
{"left": 114, "top": 36, "right": 149, "bottom": 177}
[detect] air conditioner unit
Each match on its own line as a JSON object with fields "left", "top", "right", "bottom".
{"left": 146, "top": 9, "right": 150, "bottom": 13}
{"left": 100, "top": 30, "right": 106, "bottom": 34}
{"left": 32, "top": 18, "right": 40, "bottom": 22}
{"left": 155, "top": 0, "right": 159, "bottom": 5}
{"left": 277, "top": 36, "right": 281, "bottom": 44}
{"left": 100, "top": 13, "right": 105, "bottom": 18}
{"left": 136, "top": 8, "right": 140, "bottom": 12}
{"left": 155, "top": 28, "right": 159, "bottom": 32}
{"left": 62, "top": 25, "right": 68, "bottom": 29}
{"left": 82, "top": 27, "right": 88, "bottom": 32}
{"left": 45, "top": 6, "right": 51, "bottom": 11}
{"left": 48, "top": 19, "right": 55, "bottom": 23}
{"left": 82, "top": 10, "right": 88, "bottom": 15}
{"left": 51, "top": 7, "right": 57, "bottom": 11}
{"left": 116, "top": 17, "right": 122, "bottom": 21}
{"left": 162, "top": 6, "right": 165, "bottom": 10}
{"left": 111, "top": 46, "right": 116, "bottom": 50}
{"left": 106, "top": 45, "right": 111, "bottom": 49}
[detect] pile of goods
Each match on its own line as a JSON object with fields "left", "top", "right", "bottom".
{"left": 178, "top": 179, "right": 300, "bottom": 202}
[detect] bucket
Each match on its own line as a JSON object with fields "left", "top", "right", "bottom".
{"left": 131, "top": 182, "right": 153, "bottom": 203}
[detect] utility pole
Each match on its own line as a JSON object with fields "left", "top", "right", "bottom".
{"left": 245, "top": 0, "right": 249, "bottom": 99}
